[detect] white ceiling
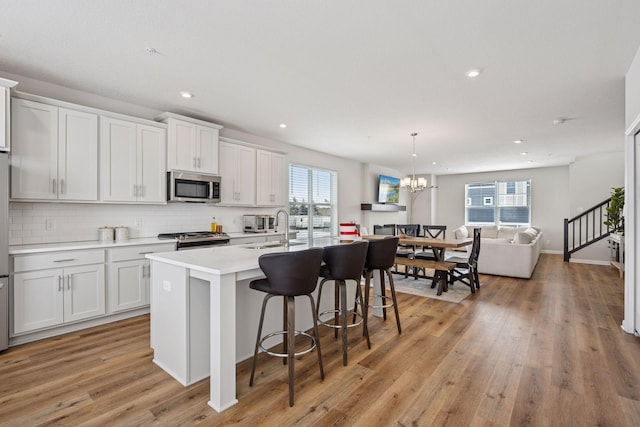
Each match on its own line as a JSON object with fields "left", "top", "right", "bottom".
{"left": 1, "top": 0, "right": 640, "bottom": 176}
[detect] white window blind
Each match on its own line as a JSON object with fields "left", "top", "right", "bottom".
{"left": 465, "top": 179, "right": 531, "bottom": 226}
{"left": 289, "top": 164, "right": 337, "bottom": 244}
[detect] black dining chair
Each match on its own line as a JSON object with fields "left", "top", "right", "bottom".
{"left": 446, "top": 227, "right": 481, "bottom": 292}
{"left": 316, "top": 241, "right": 370, "bottom": 365}
{"left": 362, "top": 236, "right": 401, "bottom": 341}
{"left": 249, "top": 247, "right": 325, "bottom": 407}
{"left": 413, "top": 225, "right": 447, "bottom": 281}
{"left": 395, "top": 224, "right": 420, "bottom": 277}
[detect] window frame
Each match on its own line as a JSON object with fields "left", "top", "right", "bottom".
{"left": 288, "top": 163, "right": 338, "bottom": 244}
{"left": 465, "top": 179, "right": 531, "bottom": 227}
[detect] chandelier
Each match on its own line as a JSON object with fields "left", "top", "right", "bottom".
{"left": 400, "top": 132, "right": 427, "bottom": 192}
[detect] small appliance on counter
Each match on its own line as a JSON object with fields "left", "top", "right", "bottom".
{"left": 115, "top": 226, "right": 129, "bottom": 242}
{"left": 243, "top": 215, "right": 275, "bottom": 233}
{"left": 98, "top": 226, "right": 115, "bottom": 243}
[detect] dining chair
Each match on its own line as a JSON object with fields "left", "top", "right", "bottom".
{"left": 395, "top": 224, "right": 420, "bottom": 278}
{"left": 446, "top": 227, "right": 481, "bottom": 292}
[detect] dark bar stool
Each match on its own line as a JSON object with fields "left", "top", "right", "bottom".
{"left": 316, "top": 240, "right": 369, "bottom": 366}
{"left": 249, "top": 247, "right": 324, "bottom": 407}
{"left": 362, "top": 237, "right": 401, "bottom": 338}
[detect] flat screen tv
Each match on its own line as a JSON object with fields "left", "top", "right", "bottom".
{"left": 377, "top": 175, "right": 400, "bottom": 203}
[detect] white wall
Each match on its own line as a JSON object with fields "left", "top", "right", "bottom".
{"left": 435, "top": 166, "right": 570, "bottom": 252}
{"left": 359, "top": 163, "right": 408, "bottom": 234}
{"left": 569, "top": 151, "right": 625, "bottom": 263}
{"left": 4, "top": 73, "right": 365, "bottom": 245}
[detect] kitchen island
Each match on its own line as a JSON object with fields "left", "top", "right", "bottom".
{"left": 146, "top": 242, "right": 330, "bottom": 412}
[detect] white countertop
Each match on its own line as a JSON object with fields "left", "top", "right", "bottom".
{"left": 9, "top": 237, "right": 176, "bottom": 255}
{"left": 146, "top": 242, "right": 313, "bottom": 275}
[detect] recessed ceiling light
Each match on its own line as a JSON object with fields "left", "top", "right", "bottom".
{"left": 179, "top": 91, "right": 194, "bottom": 99}
{"left": 466, "top": 68, "right": 481, "bottom": 78}
{"left": 432, "top": 161, "right": 437, "bottom": 165}
{"left": 553, "top": 118, "right": 566, "bottom": 125}
{"left": 279, "top": 123, "right": 287, "bottom": 128}
{"left": 520, "top": 152, "right": 528, "bottom": 156}
{"left": 145, "top": 47, "right": 159, "bottom": 55}
{"left": 513, "top": 139, "right": 523, "bottom": 144}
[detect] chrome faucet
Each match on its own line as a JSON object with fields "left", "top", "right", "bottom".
{"left": 274, "top": 209, "right": 290, "bottom": 246}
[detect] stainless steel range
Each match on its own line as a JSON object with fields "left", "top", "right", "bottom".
{"left": 157, "top": 231, "right": 231, "bottom": 250}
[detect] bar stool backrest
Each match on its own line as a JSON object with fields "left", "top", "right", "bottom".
{"left": 365, "top": 237, "right": 400, "bottom": 270}
{"left": 322, "top": 241, "right": 369, "bottom": 281}
{"left": 258, "top": 248, "right": 324, "bottom": 296}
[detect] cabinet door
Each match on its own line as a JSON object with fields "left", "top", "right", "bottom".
{"left": 219, "top": 141, "right": 237, "bottom": 203}
{"left": 63, "top": 264, "right": 106, "bottom": 323}
{"left": 13, "top": 269, "right": 64, "bottom": 334}
{"left": 270, "top": 152, "right": 286, "bottom": 205}
{"left": 10, "top": 99, "right": 58, "bottom": 200}
{"left": 235, "top": 145, "right": 256, "bottom": 205}
{"left": 167, "top": 119, "right": 196, "bottom": 171}
{"left": 58, "top": 108, "right": 98, "bottom": 201}
{"left": 0, "top": 87, "right": 8, "bottom": 151}
{"left": 256, "top": 150, "right": 285, "bottom": 206}
{"left": 109, "top": 259, "right": 146, "bottom": 312}
{"left": 100, "top": 117, "right": 137, "bottom": 202}
{"left": 197, "top": 126, "right": 219, "bottom": 174}
{"left": 137, "top": 124, "right": 166, "bottom": 203}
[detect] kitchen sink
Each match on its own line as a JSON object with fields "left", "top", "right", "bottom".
{"left": 244, "top": 241, "right": 305, "bottom": 249}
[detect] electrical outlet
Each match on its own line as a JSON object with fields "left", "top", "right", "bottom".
{"left": 45, "top": 219, "right": 55, "bottom": 231}
{"left": 163, "top": 280, "right": 171, "bottom": 292}
{"left": 135, "top": 218, "right": 143, "bottom": 227}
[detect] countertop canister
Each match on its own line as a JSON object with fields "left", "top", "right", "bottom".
{"left": 115, "top": 226, "right": 129, "bottom": 242}
{"left": 98, "top": 227, "right": 115, "bottom": 243}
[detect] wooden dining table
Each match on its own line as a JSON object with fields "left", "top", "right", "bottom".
{"left": 362, "top": 235, "right": 473, "bottom": 294}
{"left": 362, "top": 235, "right": 472, "bottom": 262}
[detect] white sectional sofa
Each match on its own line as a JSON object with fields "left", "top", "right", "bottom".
{"left": 453, "top": 225, "right": 543, "bottom": 279}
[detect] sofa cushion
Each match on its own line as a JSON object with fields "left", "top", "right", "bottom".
{"left": 497, "top": 226, "right": 521, "bottom": 240}
{"left": 524, "top": 227, "right": 538, "bottom": 236}
{"left": 454, "top": 225, "right": 469, "bottom": 239}
{"left": 481, "top": 225, "right": 499, "bottom": 239}
{"left": 514, "top": 231, "right": 534, "bottom": 244}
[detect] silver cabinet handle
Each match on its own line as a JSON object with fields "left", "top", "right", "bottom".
{"left": 193, "top": 157, "right": 197, "bottom": 168}
{"left": 53, "top": 258, "right": 76, "bottom": 263}
{"left": 139, "top": 185, "right": 144, "bottom": 198}
{"left": 58, "top": 275, "right": 62, "bottom": 291}
{"left": 60, "top": 179, "right": 65, "bottom": 195}
{"left": 67, "top": 274, "right": 71, "bottom": 290}
{"left": 138, "top": 251, "right": 154, "bottom": 255}
{"left": 52, "top": 179, "right": 57, "bottom": 194}
{"left": 197, "top": 158, "right": 201, "bottom": 168}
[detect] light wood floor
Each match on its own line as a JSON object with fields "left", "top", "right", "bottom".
{"left": 1, "top": 254, "right": 639, "bottom": 426}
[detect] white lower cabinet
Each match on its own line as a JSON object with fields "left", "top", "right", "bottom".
{"left": 13, "top": 263, "right": 105, "bottom": 334}
{"left": 107, "top": 243, "right": 176, "bottom": 313}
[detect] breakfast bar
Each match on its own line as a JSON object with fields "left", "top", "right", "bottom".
{"left": 146, "top": 243, "right": 327, "bottom": 412}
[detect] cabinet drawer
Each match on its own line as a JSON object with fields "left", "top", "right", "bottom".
{"left": 13, "top": 249, "right": 105, "bottom": 273}
{"left": 109, "top": 243, "right": 176, "bottom": 262}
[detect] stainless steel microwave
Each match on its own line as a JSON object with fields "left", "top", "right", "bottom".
{"left": 167, "top": 170, "right": 221, "bottom": 203}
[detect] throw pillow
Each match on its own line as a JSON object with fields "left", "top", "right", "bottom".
{"left": 514, "top": 231, "right": 534, "bottom": 244}
{"left": 454, "top": 225, "right": 468, "bottom": 239}
{"left": 525, "top": 227, "right": 538, "bottom": 236}
{"left": 497, "top": 226, "right": 518, "bottom": 240}
{"left": 481, "top": 225, "right": 499, "bottom": 239}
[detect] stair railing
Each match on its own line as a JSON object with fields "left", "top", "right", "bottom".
{"left": 563, "top": 197, "right": 611, "bottom": 261}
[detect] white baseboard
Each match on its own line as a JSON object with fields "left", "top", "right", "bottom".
{"left": 569, "top": 258, "right": 610, "bottom": 266}
{"left": 541, "top": 250, "right": 563, "bottom": 255}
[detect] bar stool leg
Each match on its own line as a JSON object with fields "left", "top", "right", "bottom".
{"left": 306, "top": 294, "right": 324, "bottom": 380}
{"left": 362, "top": 272, "right": 371, "bottom": 349}
{"left": 283, "top": 296, "right": 288, "bottom": 365}
{"left": 250, "top": 293, "right": 273, "bottom": 386}
{"left": 340, "top": 279, "right": 348, "bottom": 365}
{"left": 385, "top": 268, "right": 402, "bottom": 334}
{"left": 333, "top": 281, "right": 339, "bottom": 339}
{"left": 286, "top": 296, "right": 295, "bottom": 406}
{"left": 379, "top": 269, "right": 387, "bottom": 321}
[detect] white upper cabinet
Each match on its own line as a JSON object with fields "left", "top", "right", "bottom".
{"left": 157, "top": 113, "right": 222, "bottom": 175}
{"left": 100, "top": 116, "right": 166, "bottom": 203}
{"left": 219, "top": 139, "right": 256, "bottom": 205}
{"left": 256, "top": 149, "right": 286, "bottom": 206}
{"left": 0, "top": 78, "right": 18, "bottom": 152}
{"left": 11, "top": 98, "right": 98, "bottom": 201}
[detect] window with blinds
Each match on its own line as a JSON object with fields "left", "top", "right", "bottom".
{"left": 465, "top": 179, "right": 531, "bottom": 226}
{"left": 289, "top": 164, "right": 338, "bottom": 244}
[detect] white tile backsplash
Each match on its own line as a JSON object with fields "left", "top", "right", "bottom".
{"left": 8, "top": 202, "right": 279, "bottom": 245}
